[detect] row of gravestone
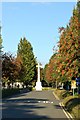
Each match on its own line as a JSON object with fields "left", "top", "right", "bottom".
{"left": 2, "top": 82, "right": 25, "bottom": 89}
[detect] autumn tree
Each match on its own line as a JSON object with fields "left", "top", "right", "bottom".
{"left": 58, "top": 2, "right": 80, "bottom": 81}
{"left": 43, "top": 2, "right": 80, "bottom": 89}
{"left": 17, "top": 37, "right": 37, "bottom": 86}
{"left": 2, "top": 53, "right": 22, "bottom": 87}
{"left": 44, "top": 53, "right": 58, "bottom": 87}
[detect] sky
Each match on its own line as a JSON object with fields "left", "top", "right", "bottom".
{"left": 1, "top": 1, "right": 76, "bottom": 66}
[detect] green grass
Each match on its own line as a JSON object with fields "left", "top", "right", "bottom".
{"left": 72, "top": 104, "right": 80, "bottom": 118}
{"left": 53, "top": 89, "right": 67, "bottom": 99}
{"left": 42, "top": 87, "right": 54, "bottom": 90}
{"left": 33, "top": 87, "right": 54, "bottom": 91}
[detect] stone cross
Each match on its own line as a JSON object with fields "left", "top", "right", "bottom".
{"left": 35, "top": 62, "right": 42, "bottom": 91}
{"left": 36, "top": 62, "right": 42, "bottom": 82}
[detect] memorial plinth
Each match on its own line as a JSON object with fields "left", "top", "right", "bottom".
{"left": 35, "top": 81, "right": 42, "bottom": 91}
{"left": 35, "top": 62, "right": 42, "bottom": 91}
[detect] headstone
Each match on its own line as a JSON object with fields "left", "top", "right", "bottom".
{"left": 35, "top": 62, "right": 42, "bottom": 91}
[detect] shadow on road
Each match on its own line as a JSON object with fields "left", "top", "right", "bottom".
{"left": 2, "top": 89, "right": 31, "bottom": 99}
{"left": 2, "top": 97, "right": 49, "bottom": 119}
{"left": 2, "top": 98, "right": 49, "bottom": 103}
{"left": 1, "top": 118, "right": 69, "bottom": 120}
{"left": 53, "top": 104, "right": 62, "bottom": 109}
{"left": 2, "top": 90, "right": 68, "bottom": 119}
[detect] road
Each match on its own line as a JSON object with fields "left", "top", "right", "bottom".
{"left": 2, "top": 90, "right": 68, "bottom": 119}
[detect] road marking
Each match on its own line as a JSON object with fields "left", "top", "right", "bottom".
{"left": 59, "top": 102, "right": 73, "bottom": 120}
{"left": 43, "top": 101, "right": 46, "bottom": 103}
{"left": 53, "top": 92, "right": 60, "bottom": 100}
{"left": 61, "top": 102, "right": 73, "bottom": 119}
{"left": 45, "top": 101, "right": 48, "bottom": 103}
{"left": 51, "top": 101, "right": 53, "bottom": 104}
{"left": 2, "top": 100, "right": 54, "bottom": 104}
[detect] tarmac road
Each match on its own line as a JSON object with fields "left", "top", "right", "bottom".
{"left": 2, "top": 90, "right": 68, "bottom": 119}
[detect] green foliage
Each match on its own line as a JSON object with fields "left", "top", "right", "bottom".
{"left": 43, "top": 64, "right": 48, "bottom": 81}
{"left": 40, "top": 68, "right": 44, "bottom": 81}
{"left": 17, "top": 37, "right": 37, "bottom": 86}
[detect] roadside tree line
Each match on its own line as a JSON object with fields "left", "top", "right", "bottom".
{"left": 2, "top": 37, "right": 37, "bottom": 88}
{"left": 44, "top": 2, "right": 80, "bottom": 89}
{"left": 1, "top": 1, "right": 80, "bottom": 89}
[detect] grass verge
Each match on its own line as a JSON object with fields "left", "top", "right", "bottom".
{"left": 62, "top": 95, "right": 80, "bottom": 118}
{"left": 53, "top": 89, "right": 80, "bottom": 119}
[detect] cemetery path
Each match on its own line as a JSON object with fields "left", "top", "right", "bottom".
{"left": 2, "top": 90, "right": 68, "bottom": 119}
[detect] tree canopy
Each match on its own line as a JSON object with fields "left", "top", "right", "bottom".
{"left": 2, "top": 53, "right": 22, "bottom": 85}
{"left": 17, "top": 37, "right": 37, "bottom": 86}
{"left": 44, "top": 1, "right": 80, "bottom": 84}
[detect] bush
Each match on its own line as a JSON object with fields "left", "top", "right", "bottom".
{"left": 61, "top": 91, "right": 72, "bottom": 99}
{"left": 28, "top": 86, "right": 33, "bottom": 91}
{"left": 72, "top": 104, "right": 80, "bottom": 118}
{"left": 54, "top": 89, "right": 67, "bottom": 99}
{"left": 54, "top": 88, "right": 80, "bottom": 118}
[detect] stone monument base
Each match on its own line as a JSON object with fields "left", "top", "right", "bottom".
{"left": 35, "top": 81, "right": 42, "bottom": 91}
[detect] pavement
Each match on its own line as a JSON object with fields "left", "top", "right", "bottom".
{"left": 1, "top": 90, "right": 70, "bottom": 120}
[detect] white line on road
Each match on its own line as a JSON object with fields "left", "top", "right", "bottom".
{"left": 53, "top": 91, "right": 73, "bottom": 119}
{"left": 43, "top": 101, "right": 46, "bottom": 103}
{"left": 51, "top": 101, "right": 53, "bottom": 104}
{"left": 3, "top": 100, "right": 54, "bottom": 104}
{"left": 45, "top": 101, "right": 49, "bottom": 103}
{"left": 53, "top": 92, "right": 60, "bottom": 100}
{"left": 59, "top": 102, "right": 73, "bottom": 120}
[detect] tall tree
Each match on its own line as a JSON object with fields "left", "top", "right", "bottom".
{"left": 43, "top": 64, "right": 49, "bottom": 82}
{"left": 58, "top": 1, "right": 80, "bottom": 81}
{"left": 44, "top": 1, "right": 80, "bottom": 86}
{"left": 17, "top": 37, "right": 37, "bottom": 86}
{"left": 44, "top": 53, "right": 58, "bottom": 85}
